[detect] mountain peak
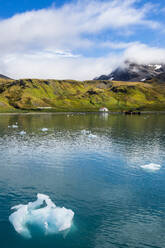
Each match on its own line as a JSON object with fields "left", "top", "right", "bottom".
{"left": 95, "top": 61, "right": 165, "bottom": 82}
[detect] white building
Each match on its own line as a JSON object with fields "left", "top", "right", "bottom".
{"left": 99, "top": 107, "right": 109, "bottom": 112}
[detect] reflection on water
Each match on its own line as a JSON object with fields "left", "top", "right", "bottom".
{"left": 0, "top": 113, "right": 165, "bottom": 248}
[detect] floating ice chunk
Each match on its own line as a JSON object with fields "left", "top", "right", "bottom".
{"left": 41, "top": 128, "right": 48, "bottom": 132}
{"left": 19, "top": 131, "right": 26, "bottom": 135}
{"left": 12, "top": 124, "right": 18, "bottom": 128}
{"left": 88, "top": 133, "right": 97, "bottom": 138}
{"left": 141, "top": 163, "right": 161, "bottom": 171}
{"left": 81, "top": 129, "right": 90, "bottom": 135}
{"left": 80, "top": 130, "right": 97, "bottom": 138}
{"left": 9, "top": 194, "right": 74, "bottom": 239}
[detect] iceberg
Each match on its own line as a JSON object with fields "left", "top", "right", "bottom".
{"left": 9, "top": 194, "right": 74, "bottom": 239}
{"left": 41, "top": 128, "right": 48, "bottom": 132}
{"left": 81, "top": 129, "right": 90, "bottom": 135}
{"left": 141, "top": 163, "right": 161, "bottom": 171}
{"left": 88, "top": 133, "right": 97, "bottom": 138}
{"left": 19, "top": 131, "right": 26, "bottom": 135}
{"left": 12, "top": 124, "right": 18, "bottom": 128}
{"left": 80, "top": 130, "right": 97, "bottom": 138}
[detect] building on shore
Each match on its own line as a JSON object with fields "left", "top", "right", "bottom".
{"left": 99, "top": 107, "right": 109, "bottom": 112}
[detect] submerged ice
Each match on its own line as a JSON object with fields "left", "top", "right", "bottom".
{"left": 141, "top": 163, "right": 161, "bottom": 171}
{"left": 9, "top": 194, "right": 74, "bottom": 239}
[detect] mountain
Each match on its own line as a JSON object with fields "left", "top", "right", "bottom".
{"left": 0, "top": 78, "right": 165, "bottom": 112}
{"left": 0, "top": 74, "right": 12, "bottom": 80}
{"left": 95, "top": 61, "right": 165, "bottom": 82}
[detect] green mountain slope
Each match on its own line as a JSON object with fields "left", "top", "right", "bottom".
{"left": 0, "top": 78, "right": 165, "bottom": 112}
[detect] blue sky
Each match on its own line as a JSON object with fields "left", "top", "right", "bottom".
{"left": 0, "top": 0, "right": 165, "bottom": 80}
{"left": 0, "top": 0, "right": 69, "bottom": 17}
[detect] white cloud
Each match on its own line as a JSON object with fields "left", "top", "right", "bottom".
{"left": 124, "top": 43, "right": 165, "bottom": 64}
{"left": 3, "top": 42, "right": 165, "bottom": 80}
{"left": 25, "top": 49, "right": 81, "bottom": 59}
{"left": 0, "top": 0, "right": 164, "bottom": 79}
{"left": 0, "top": 0, "right": 160, "bottom": 54}
{"left": 1, "top": 51, "right": 121, "bottom": 80}
{"left": 100, "top": 41, "right": 139, "bottom": 49}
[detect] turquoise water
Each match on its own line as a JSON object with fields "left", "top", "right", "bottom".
{"left": 0, "top": 113, "right": 165, "bottom": 248}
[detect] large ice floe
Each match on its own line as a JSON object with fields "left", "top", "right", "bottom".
{"left": 140, "top": 163, "right": 161, "bottom": 171}
{"left": 9, "top": 194, "right": 74, "bottom": 239}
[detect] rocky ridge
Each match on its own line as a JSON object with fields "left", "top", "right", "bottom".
{"left": 95, "top": 61, "right": 165, "bottom": 82}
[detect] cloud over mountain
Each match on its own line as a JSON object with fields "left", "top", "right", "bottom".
{"left": 0, "top": 0, "right": 164, "bottom": 80}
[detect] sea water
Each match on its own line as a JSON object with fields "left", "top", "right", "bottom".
{"left": 0, "top": 113, "right": 165, "bottom": 248}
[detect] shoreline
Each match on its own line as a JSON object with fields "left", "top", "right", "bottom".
{"left": 0, "top": 111, "right": 165, "bottom": 115}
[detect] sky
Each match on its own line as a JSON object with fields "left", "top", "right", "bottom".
{"left": 0, "top": 0, "right": 165, "bottom": 80}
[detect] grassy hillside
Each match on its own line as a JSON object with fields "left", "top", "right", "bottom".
{"left": 0, "top": 78, "right": 165, "bottom": 112}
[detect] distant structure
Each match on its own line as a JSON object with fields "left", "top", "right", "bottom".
{"left": 99, "top": 107, "right": 109, "bottom": 112}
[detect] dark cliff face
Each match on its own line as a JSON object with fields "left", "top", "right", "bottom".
{"left": 0, "top": 74, "right": 12, "bottom": 80}
{"left": 95, "top": 61, "right": 165, "bottom": 82}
